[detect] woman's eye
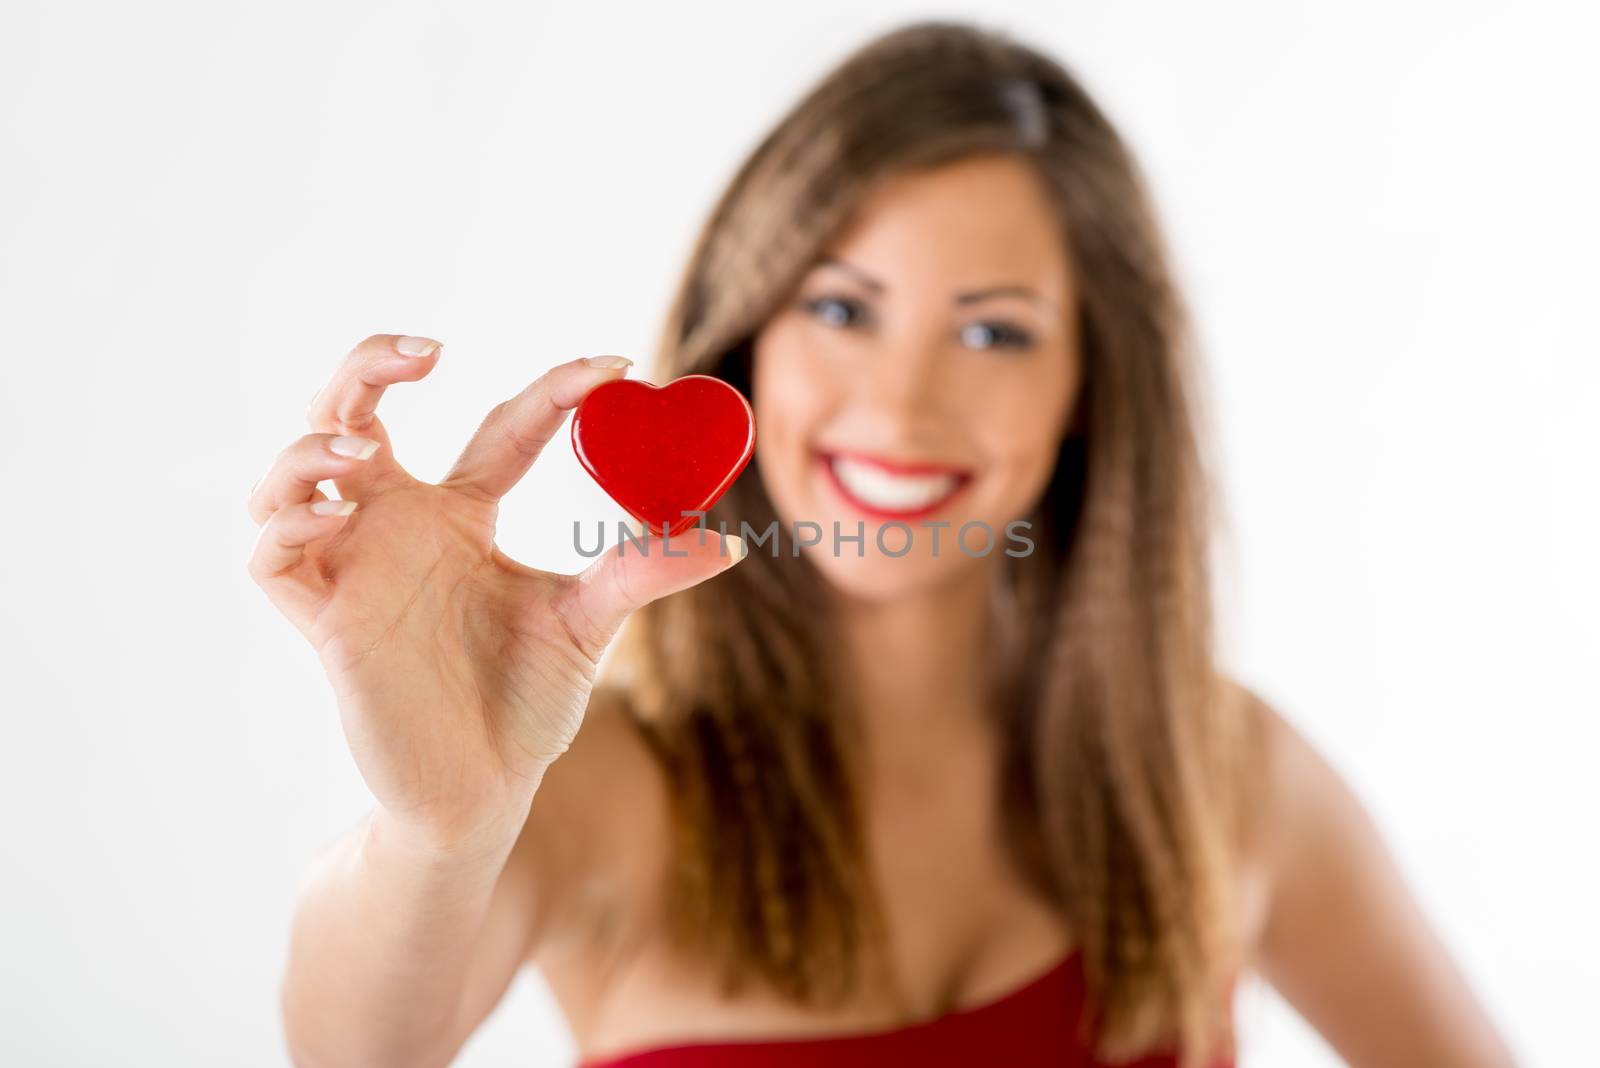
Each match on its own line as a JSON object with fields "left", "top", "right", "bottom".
{"left": 804, "top": 295, "right": 868, "bottom": 328}
{"left": 959, "top": 320, "right": 1035, "bottom": 351}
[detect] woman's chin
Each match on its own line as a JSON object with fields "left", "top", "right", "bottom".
{"left": 799, "top": 539, "right": 989, "bottom": 604}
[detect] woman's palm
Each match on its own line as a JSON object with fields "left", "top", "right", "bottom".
{"left": 247, "top": 336, "right": 738, "bottom": 848}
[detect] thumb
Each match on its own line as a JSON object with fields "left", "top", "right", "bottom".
{"left": 559, "top": 528, "right": 747, "bottom": 660}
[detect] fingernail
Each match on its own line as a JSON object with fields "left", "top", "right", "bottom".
{"left": 396, "top": 336, "right": 442, "bottom": 358}
{"left": 311, "top": 499, "right": 358, "bottom": 516}
{"left": 723, "top": 534, "right": 747, "bottom": 561}
{"left": 584, "top": 355, "right": 632, "bottom": 369}
{"left": 329, "top": 435, "right": 380, "bottom": 459}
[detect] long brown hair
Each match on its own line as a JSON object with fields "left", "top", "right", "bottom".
{"left": 608, "top": 20, "right": 1266, "bottom": 1066}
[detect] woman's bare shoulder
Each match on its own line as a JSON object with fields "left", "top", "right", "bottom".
{"left": 504, "top": 682, "right": 672, "bottom": 967}
{"left": 1224, "top": 678, "right": 1356, "bottom": 902}
{"left": 1219, "top": 678, "right": 1519, "bottom": 1065}
{"left": 1218, "top": 676, "right": 1303, "bottom": 962}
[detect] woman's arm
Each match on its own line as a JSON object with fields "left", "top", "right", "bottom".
{"left": 280, "top": 791, "right": 546, "bottom": 1068}
{"left": 1251, "top": 697, "right": 1518, "bottom": 1068}
{"left": 249, "top": 338, "right": 741, "bottom": 1066}
{"left": 279, "top": 683, "right": 657, "bottom": 1068}
{"left": 279, "top": 683, "right": 655, "bottom": 1068}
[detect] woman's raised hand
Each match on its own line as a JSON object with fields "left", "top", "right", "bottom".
{"left": 246, "top": 335, "right": 743, "bottom": 855}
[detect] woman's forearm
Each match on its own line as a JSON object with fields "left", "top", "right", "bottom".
{"left": 279, "top": 798, "right": 535, "bottom": 1068}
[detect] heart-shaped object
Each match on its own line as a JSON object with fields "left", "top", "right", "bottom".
{"left": 571, "top": 374, "right": 756, "bottom": 538}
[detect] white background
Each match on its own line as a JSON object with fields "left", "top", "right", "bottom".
{"left": 2, "top": 2, "right": 1595, "bottom": 1065}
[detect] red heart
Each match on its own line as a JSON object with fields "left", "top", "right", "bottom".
{"left": 570, "top": 374, "right": 756, "bottom": 538}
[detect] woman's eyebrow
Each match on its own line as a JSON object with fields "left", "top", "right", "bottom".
{"left": 816, "top": 256, "right": 884, "bottom": 293}
{"left": 816, "top": 257, "right": 1053, "bottom": 310}
{"left": 954, "top": 284, "right": 1048, "bottom": 307}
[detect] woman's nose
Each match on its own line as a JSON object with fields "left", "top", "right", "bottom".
{"left": 858, "top": 334, "right": 946, "bottom": 419}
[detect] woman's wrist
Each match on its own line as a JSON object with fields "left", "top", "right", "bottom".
{"left": 362, "top": 795, "right": 532, "bottom": 878}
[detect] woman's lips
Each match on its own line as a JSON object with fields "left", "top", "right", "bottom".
{"left": 816, "top": 450, "right": 973, "bottom": 521}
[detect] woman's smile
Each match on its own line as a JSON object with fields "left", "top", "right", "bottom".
{"left": 815, "top": 449, "right": 975, "bottom": 521}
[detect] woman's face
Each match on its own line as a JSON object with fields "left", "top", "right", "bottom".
{"left": 751, "top": 153, "right": 1082, "bottom": 601}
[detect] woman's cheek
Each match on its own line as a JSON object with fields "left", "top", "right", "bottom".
{"left": 981, "top": 387, "right": 1072, "bottom": 513}
{"left": 753, "top": 330, "right": 830, "bottom": 511}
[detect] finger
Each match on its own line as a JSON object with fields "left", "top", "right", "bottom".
{"left": 247, "top": 433, "right": 382, "bottom": 526}
{"left": 440, "top": 355, "right": 632, "bottom": 503}
{"left": 306, "top": 333, "right": 442, "bottom": 494}
{"left": 247, "top": 498, "right": 359, "bottom": 620}
{"left": 554, "top": 527, "right": 746, "bottom": 662}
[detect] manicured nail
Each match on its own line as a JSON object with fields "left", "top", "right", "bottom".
{"left": 584, "top": 355, "right": 632, "bottom": 369}
{"left": 329, "top": 435, "right": 380, "bottom": 459}
{"left": 722, "top": 534, "right": 747, "bottom": 561}
{"left": 396, "top": 336, "right": 441, "bottom": 358}
{"left": 311, "top": 499, "right": 358, "bottom": 516}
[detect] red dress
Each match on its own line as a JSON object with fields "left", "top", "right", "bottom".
{"left": 577, "top": 950, "right": 1231, "bottom": 1067}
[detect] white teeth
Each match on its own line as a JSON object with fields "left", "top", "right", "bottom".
{"left": 830, "top": 456, "right": 960, "bottom": 511}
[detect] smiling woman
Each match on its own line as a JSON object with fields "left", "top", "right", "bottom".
{"left": 252, "top": 18, "right": 1519, "bottom": 1068}
{"left": 751, "top": 154, "right": 1078, "bottom": 598}
{"left": 608, "top": 29, "right": 1249, "bottom": 1064}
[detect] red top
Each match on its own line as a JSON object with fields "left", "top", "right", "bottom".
{"left": 578, "top": 950, "right": 1231, "bottom": 1068}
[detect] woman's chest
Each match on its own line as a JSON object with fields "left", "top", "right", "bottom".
{"left": 561, "top": 792, "right": 1069, "bottom": 1061}
{"left": 860, "top": 774, "right": 1069, "bottom": 1001}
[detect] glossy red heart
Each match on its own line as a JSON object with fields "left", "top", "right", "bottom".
{"left": 570, "top": 374, "right": 756, "bottom": 538}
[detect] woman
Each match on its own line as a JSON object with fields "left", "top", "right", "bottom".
{"left": 247, "top": 21, "right": 1517, "bottom": 1068}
